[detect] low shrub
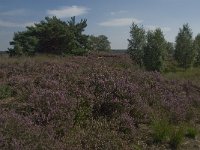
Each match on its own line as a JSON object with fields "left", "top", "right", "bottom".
{"left": 0, "top": 85, "right": 12, "bottom": 99}
{"left": 1, "top": 54, "right": 200, "bottom": 149}
{"left": 71, "top": 48, "right": 88, "bottom": 56}
{"left": 74, "top": 99, "right": 92, "bottom": 126}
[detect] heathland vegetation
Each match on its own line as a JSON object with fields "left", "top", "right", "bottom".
{"left": 1, "top": 16, "right": 200, "bottom": 149}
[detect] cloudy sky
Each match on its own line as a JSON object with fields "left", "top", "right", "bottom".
{"left": 0, "top": 0, "right": 200, "bottom": 50}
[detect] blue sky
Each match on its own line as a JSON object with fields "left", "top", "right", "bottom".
{"left": 0, "top": 0, "right": 200, "bottom": 50}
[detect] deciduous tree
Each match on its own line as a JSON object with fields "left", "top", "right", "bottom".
{"left": 88, "top": 35, "right": 111, "bottom": 51}
{"left": 143, "top": 29, "right": 166, "bottom": 71}
{"left": 194, "top": 34, "right": 200, "bottom": 66}
{"left": 127, "top": 23, "right": 146, "bottom": 67}
{"left": 174, "top": 24, "right": 195, "bottom": 68}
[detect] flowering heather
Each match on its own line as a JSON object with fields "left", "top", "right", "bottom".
{"left": 0, "top": 53, "right": 200, "bottom": 149}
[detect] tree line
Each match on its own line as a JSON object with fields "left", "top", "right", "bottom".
{"left": 8, "top": 16, "right": 111, "bottom": 56}
{"left": 8, "top": 16, "right": 200, "bottom": 72}
{"left": 128, "top": 23, "right": 200, "bottom": 71}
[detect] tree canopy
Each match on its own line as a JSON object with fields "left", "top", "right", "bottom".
{"left": 174, "top": 24, "right": 196, "bottom": 69}
{"left": 194, "top": 34, "right": 200, "bottom": 66}
{"left": 143, "top": 29, "right": 167, "bottom": 71}
{"left": 128, "top": 23, "right": 167, "bottom": 71}
{"left": 8, "top": 16, "right": 88, "bottom": 56}
{"left": 88, "top": 35, "right": 111, "bottom": 51}
{"left": 127, "top": 23, "right": 146, "bottom": 67}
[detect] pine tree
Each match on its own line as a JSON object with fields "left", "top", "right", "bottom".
{"left": 8, "top": 16, "right": 88, "bottom": 56}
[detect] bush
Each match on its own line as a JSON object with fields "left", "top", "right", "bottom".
{"left": 0, "top": 85, "right": 12, "bottom": 99}
{"left": 74, "top": 99, "right": 92, "bottom": 126}
{"left": 71, "top": 48, "right": 88, "bottom": 56}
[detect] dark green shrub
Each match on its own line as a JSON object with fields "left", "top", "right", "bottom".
{"left": 93, "top": 102, "right": 124, "bottom": 119}
{"left": 0, "top": 85, "right": 12, "bottom": 99}
{"left": 71, "top": 48, "right": 88, "bottom": 56}
{"left": 74, "top": 100, "right": 92, "bottom": 126}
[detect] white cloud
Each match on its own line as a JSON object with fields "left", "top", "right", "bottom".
{"left": 99, "top": 18, "right": 143, "bottom": 27}
{"left": 0, "top": 9, "right": 26, "bottom": 16}
{"left": 145, "top": 25, "right": 171, "bottom": 32}
{"left": 47, "top": 5, "right": 89, "bottom": 18}
{"left": 110, "top": 10, "right": 128, "bottom": 15}
{"left": 0, "top": 20, "right": 35, "bottom": 28}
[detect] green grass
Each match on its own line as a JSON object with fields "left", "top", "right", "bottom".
{"left": 185, "top": 126, "right": 198, "bottom": 139}
{"left": 169, "top": 127, "right": 184, "bottom": 149}
{"left": 151, "top": 119, "right": 171, "bottom": 143}
{"left": 150, "top": 120, "right": 195, "bottom": 148}
{"left": 164, "top": 67, "right": 200, "bottom": 84}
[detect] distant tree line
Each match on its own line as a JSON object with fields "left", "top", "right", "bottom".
{"left": 8, "top": 15, "right": 200, "bottom": 72}
{"left": 8, "top": 16, "right": 111, "bottom": 56}
{"left": 128, "top": 23, "right": 200, "bottom": 71}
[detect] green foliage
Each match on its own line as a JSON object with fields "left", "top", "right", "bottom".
{"left": 166, "top": 42, "right": 175, "bottom": 58}
{"left": 128, "top": 23, "right": 167, "bottom": 71}
{"left": 169, "top": 127, "right": 184, "bottom": 149}
{"left": 88, "top": 35, "right": 111, "bottom": 51}
{"left": 67, "top": 16, "right": 88, "bottom": 51}
{"left": 185, "top": 126, "right": 198, "bottom": 139}
{"left": 164, "top": 67, "right": 200, "bottom": 85}
{"left": 9, "top": 31, "right": 38, "bottom": 56}
{"left": 74, "top": 100, "right": 92, "bottom": 126}
{"left": 71, "top": 48, "right": 88, "bottom": 56}
{"left": 194, "top": 34, "right": 200, "bottom": 66}
{"left": 0, "top": 85, "right": 12, "bottom": 99}
{"left": 151, "top": 119, "right": 171, "bottom": 143}
{"left": 143, "top": 29, "right": 167, "bottom": 71}
{"left": 151, "top": 119, "right": 186, "bottom": 148}
{"left": 128, "top": 23, "right": 146, "bottom": 67}
{"left": 175, "top": 23, "right": 196, "bottom": 69}
{"left": 8, "top": 16, "right": 88, "bottom": 56}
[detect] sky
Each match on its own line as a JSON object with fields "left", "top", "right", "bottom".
{"left": 0, "top": 0, "right": 200, "bottom": 51}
